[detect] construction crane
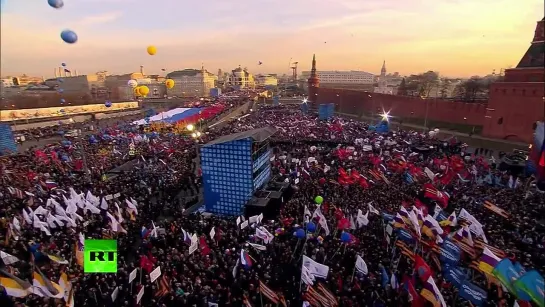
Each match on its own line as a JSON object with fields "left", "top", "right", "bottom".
{"left": 290, "top": 62, "right": 299, "bottom": 82}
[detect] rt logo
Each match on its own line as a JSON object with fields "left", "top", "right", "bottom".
{"left": 84, "top": 239, "right": 118, "bottom": 273}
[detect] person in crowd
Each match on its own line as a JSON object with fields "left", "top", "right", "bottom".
{"left": 0, "top": 99, "right": 543, "bottom": 307}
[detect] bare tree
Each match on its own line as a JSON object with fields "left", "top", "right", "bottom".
{"left": 453, "top": 76, "right": 490, "bottom": 102}
{"left": 405, "top": 71, "right": 440, "bottom": 97}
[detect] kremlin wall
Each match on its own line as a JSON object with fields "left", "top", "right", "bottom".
{"left": 308, "top": 18, "right": 544, "bottom": 144}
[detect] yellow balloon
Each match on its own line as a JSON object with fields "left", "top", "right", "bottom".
{"left": 147, "top": 46, "right": 156, "bottom": 55}
{"left": 134, "top": 87, "right": 141, "bottom": 96}
{"left": 138, "top": 85, "right": 150, "bottom": 96}
{"left": 165, "top": 79, "right": 175, "bottom": 89}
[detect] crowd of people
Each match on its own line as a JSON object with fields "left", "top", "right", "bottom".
{"left": 0, "top": 100, "right": 543, "bottom": 307}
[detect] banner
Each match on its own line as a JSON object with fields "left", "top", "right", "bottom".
{"left": 459, "top": 280, "right": 487, "bottom": 306}
{"left": 443, "top": 266, "right": 466, "bottom": 288}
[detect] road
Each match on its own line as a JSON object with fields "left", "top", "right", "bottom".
{"left": 16, "top": 116, "right": 138, "bottom": 152}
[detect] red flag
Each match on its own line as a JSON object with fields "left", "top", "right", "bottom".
{"left": 199, "top": 236, "right": 211, "bottom": 256}
{"left": 358, "top": 177, "right": 369, "bottom": 189}
{"left": 414, "top": 255, "right": 432, "bottom": 282}
{"left": 334, "top": 208, "right": 344, "bottom": 220}
{"left": 337, "top": 218, "right": 350, "bottom": 230}
{"left": 139, "top": 255, "right": 154, "bottom": 273}
{"left": 403, "top": 275, "right": 423, "bottom": 307}
{"left": 74, "top": 159, "right": 83, "bottom": 170}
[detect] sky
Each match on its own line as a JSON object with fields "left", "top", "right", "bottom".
{"left": 0, "top": 0, "right": 542, "bottom": 78}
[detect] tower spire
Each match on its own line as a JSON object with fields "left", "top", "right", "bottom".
{"left": 307, "top": 54, "right": 320, "bottom": 108}
{"left": 381, "top": 60, "right": 386, "bottom": 75}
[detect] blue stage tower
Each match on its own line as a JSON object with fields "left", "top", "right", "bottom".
{"left": 200, "top": 127, "right": 277, "bottom": 216}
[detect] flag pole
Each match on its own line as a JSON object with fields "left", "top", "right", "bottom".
{"left": 351, "top": 264, "right": 356, "bottom": 282}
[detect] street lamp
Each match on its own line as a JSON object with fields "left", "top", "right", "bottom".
{"left": 422, "top": 96, "right": 429, "bottom": 132}
{"left": 380, "top": 111, "right": 391, "bottom": 122}
{"left": 186, "top": 124, "right": 195, "bottom": 131}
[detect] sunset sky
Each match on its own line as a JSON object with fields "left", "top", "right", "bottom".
{"left": 0, "top": 0, "right": 542, "bottom": 78}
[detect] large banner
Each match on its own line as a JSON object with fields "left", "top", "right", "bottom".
{"left": 0, "top": 124, "right": 17, "bottom": 156}
{"left": 0, "top": 102, "right": 139, "bottom": 121}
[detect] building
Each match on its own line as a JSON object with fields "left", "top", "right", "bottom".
{"left": 7, "top": 74, "right": 44, "bottom": 86}
{"left": 374, "top": 61, "right": 396, "bottom": 94}
{"left": 200, "top": 127, "right": 276, "bottom": 216}
{"left": 1, "top": 79, "right": 15, "bottom": 87}
{"left": 226, "top": 67, "right": 255, "bottom": 89}
{"left": 301, "top": 69, "right": 374, "bottom": 91}
{"left": 483, "top": 17, "right": 545, "bottom": 142}
{"left": 166, "top": 67, "right": 216, "bottom": 97}
{"left": 55, "top": 75, "right": 108, "bottom": 98}
{"left": 255, "top": 74, "right": 278, "bottom": 87}
{"left": 307, "top": 54, "right": 320, "bottom": 108}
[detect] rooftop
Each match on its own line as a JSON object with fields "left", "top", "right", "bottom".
{"left": 167, "top": 69, "right": 201, "bottom": 78}
{"left": 203, "top": 126, "right": 277, "bottom": 146}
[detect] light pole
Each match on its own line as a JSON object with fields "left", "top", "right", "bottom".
{"left": 423, "top": 96, "right": 429, "bottom": 132}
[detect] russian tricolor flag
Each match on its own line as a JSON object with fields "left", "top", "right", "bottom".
{"left": 240, "top": 249, "right": 252, "bottom": 269}
{"left": 141, "top": 226, "right": 151, "bottom": 239}
{"left": 182, "top": 229, "right": 191, "bottom": 245}
{"left": 44, "top": 180, "right": 58, "bottom": 190}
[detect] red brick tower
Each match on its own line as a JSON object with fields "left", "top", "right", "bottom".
{"left": 307, "top": 54, "right": 320, "bottom": 108}
{"left": 483, "top": 17, "right": 544, "bottom": 142}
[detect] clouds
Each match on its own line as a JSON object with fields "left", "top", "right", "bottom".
{"left": 77, "top": 11, "right": 123, "bottom": 26}
{"left": 0, "top": 0, "right": 543, "bottom": 78}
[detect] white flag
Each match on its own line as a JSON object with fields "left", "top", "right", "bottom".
{"left": 136, "top": 286, "right": 145, "bottom": 304}
{"left": 304, "top": 206, "right": 311, "bottom": 223}
{"left": 209, "top": 227, "right": 216, "bottom": 240}
{"left": 301, "top": 265, "right": 315, "bottom": 286}
{"left": 0, "top": 251, "right": 20, "bottom": 265}
{"left": 232, "top": 259, "right": 240, "bottom": 278}
{"left": 149, "top": 266, "right": 161, "bottom": 283}
{"left": 302, "top": 255, "right": 330, "bottom": 279}
{"left": 248, "top": 243, "right": 267, "bottom": 251}
{"left": 368, "top": 203, "right": 380, "bottom": 215}
{"left": 189, "top": 234, "right": 199, "bottom": 255}
{"left": 356, "top": 209, "right": 369, "bottom": 227}
{"left": 355, "top": 255, "right": 368, "bottom": 275}
{"left": 240, "top": 220, "right": 249, "bottom": 229}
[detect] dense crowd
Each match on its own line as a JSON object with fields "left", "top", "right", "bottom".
{"left": 0, "top": 101, "right": 543, "bottom": 307}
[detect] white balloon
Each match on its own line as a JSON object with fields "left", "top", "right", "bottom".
{"left": 434, "top": 128, "right": 440, "bottom": 132}
{"left": 127, "top": 80, "right": 138, "bottom": 88}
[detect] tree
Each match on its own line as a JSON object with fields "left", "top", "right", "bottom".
{"left": 453, "top": 76, "right": 489, "bottom": 102}
{"left": 397, "top": 78, "right": 408, "bottom": 96}
{"left": 438, "top": 78, "right": 452, "bottom": 99}
{"left": 405, "top": 71, "right": 440, "bottom": 97}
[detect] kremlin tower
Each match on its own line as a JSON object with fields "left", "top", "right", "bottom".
{"left": 483, "top": 17, "right": 544, "bottom": 143}
{"left": 307, "top": 54, "right": 320, "bottom": 108}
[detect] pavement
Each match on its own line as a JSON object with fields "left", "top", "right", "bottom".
{"left": 336, "top": 112, "right": 529, "bottom": 152}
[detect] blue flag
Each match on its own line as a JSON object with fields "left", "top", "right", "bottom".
{"left": 381, "top": 267, "right": 389, "bottom": 289}
{"left": 443, "top": 265, "right": 466, "bottom": 288}
{"left": 514, "top": 270, "right": 545, "bottom": 307}
{"left": 440, "top": 240, "right": 461, "bottom": 265}
{"left": 512, "top": 263, "right": 532, "bottom": 302}
{"left": 459, "top": 280, "right": 488, "bottom": 306}
{"left": 397, "top": 229, "right": 415, "bottom": 244}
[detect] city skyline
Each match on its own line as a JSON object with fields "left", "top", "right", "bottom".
{"left": 0, "top": 0, "right": 542, "bottom": 78}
